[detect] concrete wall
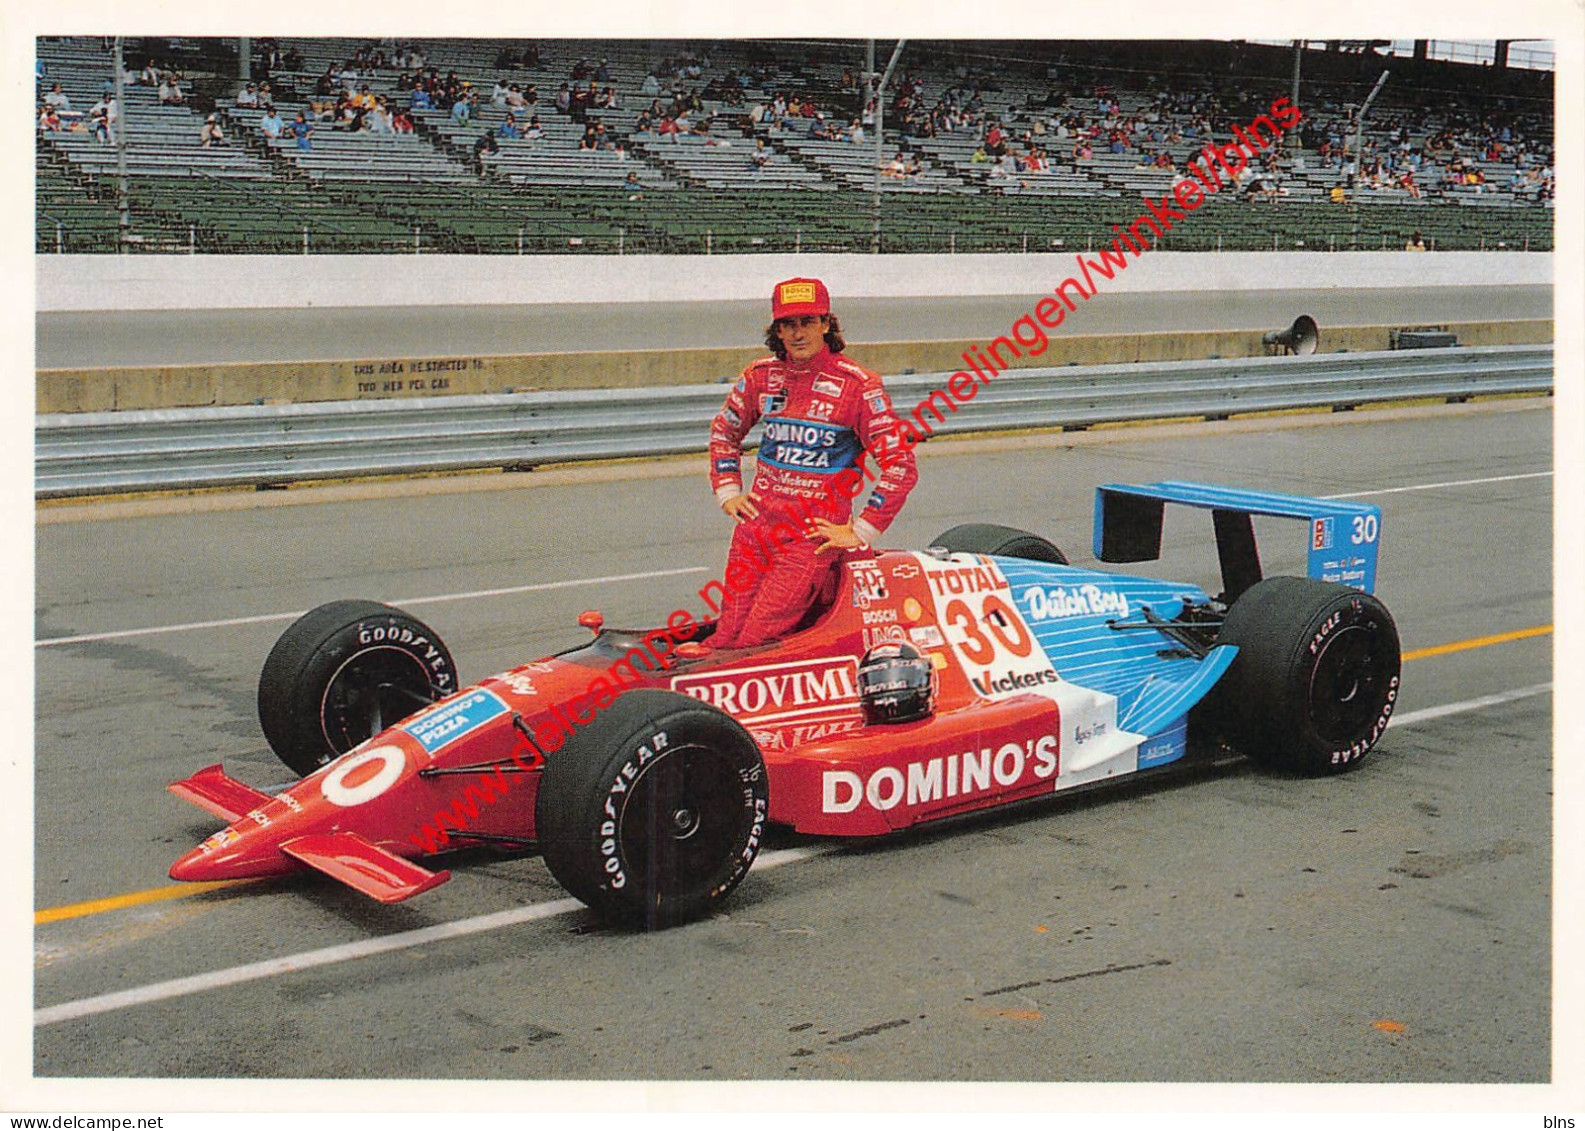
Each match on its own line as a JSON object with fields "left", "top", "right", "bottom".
{"left": 36, "top": 251, "right": 1552, "bottom": 313}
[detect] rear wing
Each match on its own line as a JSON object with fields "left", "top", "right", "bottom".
{"left": 1093, "top": 480, "right": 1381, "bottom": 600}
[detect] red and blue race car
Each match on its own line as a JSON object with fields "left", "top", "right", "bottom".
{"left": 169, "top": 481, "right": 1400, "bottom": 928}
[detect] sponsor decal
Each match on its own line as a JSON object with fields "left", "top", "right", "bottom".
{"left": 672, "top": 656, "right": 859, "bottom": 721}
{"left": 1312, "top": 517, "right": 1334, "bottom": 551}
{"left": 278, "top": 792, "right": 304, "bottom": 814}
{"left": 807, "top": 399, "right": 836, "bottom": 421}
{"left": 1073, "top": 718, "right": 1110, "bottom": 745}
{"left": 405, "top": 689, "right": 510, "bottom": 755}
{"left": 849, "top": 560, "right": 889, "bottom": 608}
{"left": 861, "top": 608, "right": 899, "bottom": 625}
{"left": 862, "top": 624, "right": 908, "bottom": 651}
{"left": 714, "top": 458, "right": 740, "bottom": 474}
{"left": 971, "top": 668, "right": 1061, "bottom": 698}
{"left": 493, "top": 670, "right": 538, "bottom": 697}
{"left": 1021, "top": 583, "right": 1131, "bottom": 621}
{"left": 752, "top": 716, "right": 863, "bottom": 752}
{"left": 925, "top": 561, "right": 1002, "bottom": 597}
{"left": 812, "top": 377, "right": 844, "bottom": 398}
{"left": 247, "top": 808, "right": 271, "bottom": 828}
{"left": 822, "top": 735, "right": 1060, "bottom": 813}
{"left": 908, "top": 624, "right": 946, "bottom": 648}
{"left": 761, "top": 392, "right": 787, "bottom": 414}
{"left": 1137, "top": 718, "right": 1186, "bottom": 769}
{"left": 734, "top": 377, "right": 746, "bottom": 393}
{"left": 779, "top": 281, "right": 817, "bottom": 305}
{"left": 198, "top": 827, "right": 241, "bottom": 855}
{"left": 721, "top": 407, "right": 742, "bottom": 428}
{"left": 321, "top": 744, "right": 407, "bottom": 808}
{"left": 902, "top": 597, "right": 924, "bottom": 622}
{"left": 890, "top": 560, "right": 922, "bottom": 580}
{"left": 867, "top": 394, "right": 888, "bottom": 414}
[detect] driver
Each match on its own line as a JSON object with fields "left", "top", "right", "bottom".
{"left": 707, "top": 277, "right": 918, "bottom": 649}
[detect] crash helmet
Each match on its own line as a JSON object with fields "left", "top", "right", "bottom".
{"left": 857, "top": 641, "right": 936, "bottom": 725}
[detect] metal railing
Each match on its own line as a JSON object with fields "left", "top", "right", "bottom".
{"left": 36, "top": 345, "right": 1552, "bottom": 498}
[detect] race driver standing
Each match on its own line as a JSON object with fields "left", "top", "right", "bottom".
{"left": 708, "top": 277, "right": 918, "bottom": 649}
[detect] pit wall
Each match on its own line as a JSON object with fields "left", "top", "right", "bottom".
{"left": 36, "top": 251, "right": 1552, "bottom": 413}
{"left": 37, "top": 251, "right": 1550, "bottom": 312}
{"left": 38, "top": 321, "right": 1556, "bottom": 414}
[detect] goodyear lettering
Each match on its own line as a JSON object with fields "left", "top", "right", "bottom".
{"left": 822, "top": 735, "right": 1059, "bottom": 813}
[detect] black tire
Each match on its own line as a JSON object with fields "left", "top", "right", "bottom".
{"left": 536, "top": 689, "right": 768, "bottom": 929}
{"left": 930, "top": 523, "right": 1068, "bottom": 564}
{"left": 258, "top": 600, "right": 458, "bottom": 776}
{"left": 1210, "top": 576, "right": 1401, "bottom": 775}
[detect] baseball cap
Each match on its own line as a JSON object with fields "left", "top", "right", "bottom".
{"left": 771, "top": 277, "right": 831, "bottom": 320}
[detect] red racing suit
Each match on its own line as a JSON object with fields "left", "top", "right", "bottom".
{"left": 708, "top": 346, "right": 918, "bottom": 648}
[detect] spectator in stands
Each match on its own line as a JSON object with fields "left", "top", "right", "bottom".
{"left": 200, "top": 114, "right": 226, "bottom": 147}
{"left": 556, "top": 84, "right": 570, "bottom": 114}
{"left": 38, "top": 104, "right": 61, "bottom": 133}
{"left": 641, "top": 71, "right": 660, "bottom": 98}
{"left": 504, "top": 83, "right": 526, "bottom": 110}
{"left": 500, "top": 113, "right": 522, "bottom": 140}
{"left": 451, "top": 90, "right": 474, "bottom": 124}
{"left": 141, "top": 59, "right": 160, "bottom": 87}
{"left": 236, "top": 82, "right": 259, "bottom": 108}
{"left": 523, "top": 115, "right": 543, "bottom": 140}
{"left": 392, "top": 108, "right": 413, "bottom": 134}
{"left": 369, "top": 98, "right": 395, "bottom": 135}
{"left": 473, "top": 131, "right": 498, "bottom": 173}
{"left": 259, "top": 106, "right": 283, "bottom": 139}
{"left": 492, "top": 78, "right": 510, "bottom": 107}
{"left": 287, "top": 111, "right": 314, "bottom": 150}
{"left": 158, "top": 73, "right": 185, "bottom": 105}
{"left": 1404, "top": 231, "right": 1427, "bottom": 252}
{"left": 410, "top": 84, "right": 431, "bottom": 111}
{"left": 847, "top": 119, "right": 865, "bottom": 144}
{"left": 635, "top": 110, "right": 654, "bottom": 135}
{"left": 43, "top": 83, "right": 70, "bottom": 112}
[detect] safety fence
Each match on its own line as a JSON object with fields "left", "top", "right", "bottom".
{"left": 36, "top": 345, "right": 1552, "bottom": 498}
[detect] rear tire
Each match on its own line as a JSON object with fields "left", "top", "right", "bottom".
{"left": 258, "top": 600, "right": 458, "bottom": 776}
{"left": 1210, "top": 577, "right": 1400, "bottom": 774}
{"left": 931, "top": 523, "right": 1068, "bottom": 564}
{"left": 536, "top": 690, "right": 768, "bottom": 929}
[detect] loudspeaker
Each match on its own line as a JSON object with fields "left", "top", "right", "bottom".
{"left": 1262, "top": 315, "right": 1320, "bottom": 356}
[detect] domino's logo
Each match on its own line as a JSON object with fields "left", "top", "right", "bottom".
{"left": 1312, "top": 517, "right": 1334, "bottom": 551}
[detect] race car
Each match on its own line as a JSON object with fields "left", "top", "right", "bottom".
{"left": 169, "top": 481, "right": 1400, "bottom": 928}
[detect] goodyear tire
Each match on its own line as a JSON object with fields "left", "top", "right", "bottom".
{"left": 931, "top": 523, "right": 1068, "bottom": 564}
{"left": 1211, "top": 577, "right": 1400, "bottom": 775}
{"left": 258, "top": 600, "right": 458, "bottom": 776}
{"left": 536, "top": 689, "right": 768, "bottom": 929}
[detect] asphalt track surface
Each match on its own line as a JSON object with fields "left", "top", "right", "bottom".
{"left": 33, "top": 400, "right": 1553, "bottom": 1086}
{"left": 36, "top": 284, "right": 1553, "bottom": 366}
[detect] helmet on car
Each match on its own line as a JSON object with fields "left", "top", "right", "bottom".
{"left": 857, "top": 641, "right": 936, "bottom": 725}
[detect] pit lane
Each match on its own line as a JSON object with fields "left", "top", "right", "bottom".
{"left": 31, "top": 399, "right": 1555, "bottom": 1085}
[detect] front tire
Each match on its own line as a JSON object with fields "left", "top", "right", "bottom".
{"left": 1211, "top": 577, "right": 1400, "bottom": 774}
{"left": 258, "top": 600, "right": 458, "bottom": 776}
{"left": 536, "top": 690, "right": 768, "bottom": 929}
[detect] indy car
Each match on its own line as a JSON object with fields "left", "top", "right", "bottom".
{"left": 169, "top": 481, "right": 1400, "bottom": 928}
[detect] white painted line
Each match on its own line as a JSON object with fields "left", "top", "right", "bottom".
{"left": 33, "top": 847, "right": 823, "bottom": 1027}
{"left": 1388, "top": 682, "right": 1552, "bottom": 728}
{"left": 1323, "top": 471, "right": 1552, "bottom": 500}
{"left": 34, "top": 567, "right": 712, "bottom": 648}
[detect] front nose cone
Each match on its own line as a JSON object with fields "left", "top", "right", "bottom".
{"left": 170, "top": 833, "right": 295, "bottom": 883}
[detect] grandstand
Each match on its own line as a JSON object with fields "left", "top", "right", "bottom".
{"left": 34, "top": 36, "right": 1554, "bottom": 255}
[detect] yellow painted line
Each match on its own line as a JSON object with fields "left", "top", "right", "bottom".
{"left": 34, "top": 627, "right": 1552, "bottom": 928}
{"left": 1404, "top": 625, "right": 1552, "bottom": 662}
{"left": 36, "top": 880, "right": 248, "bottom": 926}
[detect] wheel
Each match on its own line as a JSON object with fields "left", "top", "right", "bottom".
{"left": 258, "top": 600, "right": 458, "bottom": 776}
{"left": 1209, "top": 576, "right": 1400, "bottom": 775}
{"left": 536, "top": 689, "right": 768, "bottom": 929}
{"left": 930, "top": 523, "right": 1068, "bottom": 564}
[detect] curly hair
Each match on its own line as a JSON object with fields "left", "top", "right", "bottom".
{"left": 764, "top": 315, "right": 845, "bottom": 360}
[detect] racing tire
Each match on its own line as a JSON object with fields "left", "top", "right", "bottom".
{"left": 930, "top": 523, "right": 1068, "bottom": 564}
{"left": 258, "top": 599, "right": 458, "bottom": 777}
{"left": 536, "top": 689, "right": 768, "bottom": 930}
{"left": 1209, "top": 576, "right": 1400, "bottom": 775}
